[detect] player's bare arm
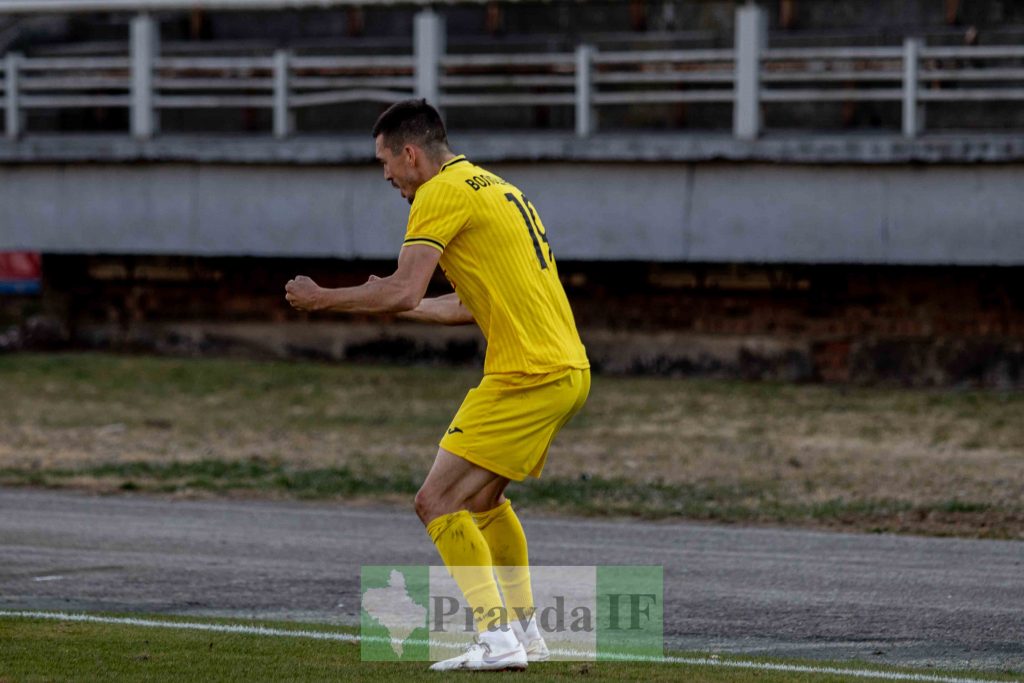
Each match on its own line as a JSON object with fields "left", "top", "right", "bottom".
{"left": 357, "top": 275, "right": 473, "bottom": 324}
{"left": 399, "top": 292, "right": 475, "bottom": 325}
{"left": 284, "top": 244, "right": 440, "bottom": 314}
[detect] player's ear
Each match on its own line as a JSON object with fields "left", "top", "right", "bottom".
{"left": 402, "top": 144, "right": 417, "bottom": 166}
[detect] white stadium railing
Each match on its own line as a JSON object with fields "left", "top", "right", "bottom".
{"left": 3, "top": 5, "right": 1024, "bottom": 141}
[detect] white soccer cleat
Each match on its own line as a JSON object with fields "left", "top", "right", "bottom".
{"left": 510, "top": 614, "right": 549, "bottom": 662}
{"left": 521, "top": 636, "right": 550, "bottom": 662}
{"left": 428, "top": 630, "right": 528, "bottom": 672}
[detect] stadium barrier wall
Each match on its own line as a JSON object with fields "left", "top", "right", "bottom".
{"left": 2, "top": 157, "right": 1024, "bottom": 266}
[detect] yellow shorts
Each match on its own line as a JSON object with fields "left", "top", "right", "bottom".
{"left": 439, "top": 367, "right": 591, "bottom": 482}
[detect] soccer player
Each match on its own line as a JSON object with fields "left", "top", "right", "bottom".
{"left": 284, "top": 99, "right": 590, "bottom": 671}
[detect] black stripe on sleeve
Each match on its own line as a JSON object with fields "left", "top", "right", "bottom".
{"left": 404, "top": 237, "right": 446, "bottom": 251}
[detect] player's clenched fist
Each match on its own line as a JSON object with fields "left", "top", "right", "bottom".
{"left": 285, "top": 275, "right": 324, "bottom": 311}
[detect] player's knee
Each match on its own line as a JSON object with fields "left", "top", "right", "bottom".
{"left": 415, "top": 486, "right": 465, "bottom": 525}
{"left": 414, "top": 488, "right": 446, "bottom": 525}
{"left": 413, "top": 488, "right": 431, "bottom": 524}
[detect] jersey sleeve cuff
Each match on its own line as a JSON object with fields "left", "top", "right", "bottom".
{"left": 403, "top": 237, "right": 446, "bottom": 253}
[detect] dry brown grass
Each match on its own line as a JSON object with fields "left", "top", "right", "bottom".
{"left": 1, "top": 352, "right": 1022, "bottom": 536}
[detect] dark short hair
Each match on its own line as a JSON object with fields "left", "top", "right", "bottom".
{"left": 371, "top": 99, "right": 449, "bottom": 155}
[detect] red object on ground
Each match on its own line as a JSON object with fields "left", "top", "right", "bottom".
{"left": 0, "top": 252, "right": 41, "bottom": 280}
{"left": 0, "top": 252, "right": 42, "bottom": 293}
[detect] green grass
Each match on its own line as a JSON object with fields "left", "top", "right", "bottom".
{"left": 1, "top": 352, "right": 1023, "bottom": 538}
{"left": 0, "top": 614, "right": 1019, "bottom": 683}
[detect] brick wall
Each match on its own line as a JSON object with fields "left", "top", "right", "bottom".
{"left": 23, "top": 254, "right": 1024, "bottom": 386}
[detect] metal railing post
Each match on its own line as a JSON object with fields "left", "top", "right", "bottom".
{"left": 131, "top": 12, "right": 159, "bottom": 139}
{"left": 733, "top": 3, "right": 765, "bottom": 140}
{"left": 273, "top": 49, "right": 293, "bottom": 139}
{"left": 4, "top": 52, "right": 22, "bottom": 140}
{"left": 575, "top": 44, "right": 596, "bottom": 138}
{"left": 414, "top": 8, "right": 445, "bottom": 110}
{"left": 902, "top": 37, "right": 923, "bottom": 138}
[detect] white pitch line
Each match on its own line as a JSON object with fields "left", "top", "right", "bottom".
{"left": 0, "top": 611, "right": 1016, "bottom": 683}
{"left": 0, "top": 610, "right": 362, "bottom": 643}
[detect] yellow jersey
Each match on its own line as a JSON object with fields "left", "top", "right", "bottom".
{"left": 403, "top": 155, "right": 589, "bottom": 376}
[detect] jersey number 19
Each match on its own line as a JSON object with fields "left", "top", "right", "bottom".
{"left": 505, "top": 192, "right": 553, "bottom": 271}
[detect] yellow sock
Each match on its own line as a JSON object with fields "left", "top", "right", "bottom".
{"left": 426, "top": 510, "right": 506, "bottom": 633}
{"left": 472, "top": 499, "right": 535, "bottom": 622}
